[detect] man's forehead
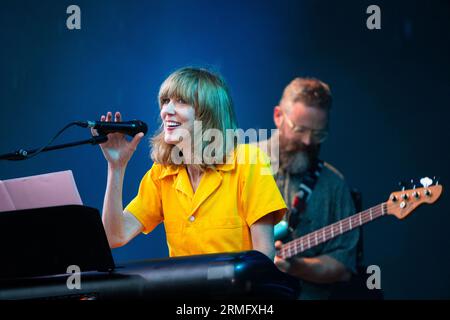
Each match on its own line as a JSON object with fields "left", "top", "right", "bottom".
{"left": 288, "top": 100, "right": 325, "bottom": 114}
{"left": 288, "top": 101, "right": 328, "bottom": 126}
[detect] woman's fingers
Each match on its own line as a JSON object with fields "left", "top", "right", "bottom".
{"left": 102, "top": 111, "right": 121, "bottom": 122}
{"left": 129, "top": 132, "right": 144, "bottom": 151}
{"left": 95, "top": 111, "right": 125, "bottom": 139}
{"left": 92, "top": 114, "right": 106, "bottom": 136}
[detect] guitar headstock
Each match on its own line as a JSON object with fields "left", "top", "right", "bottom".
{"left": 387, "top": 177, "right": 443, "bottom": 219}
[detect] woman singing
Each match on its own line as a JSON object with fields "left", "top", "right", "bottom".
{"left": 95, "top": 67, "right": 286, "bottom": 259}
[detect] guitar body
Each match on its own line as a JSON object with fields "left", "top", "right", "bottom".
{"left": 274, "top": 220, "right": 289, "bottom": 241}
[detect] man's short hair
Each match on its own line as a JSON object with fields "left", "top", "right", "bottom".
{"left": 280, "top": 77, "right": 332, "bottom": 111}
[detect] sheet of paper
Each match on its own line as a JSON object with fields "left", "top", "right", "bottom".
{"left": 0, "top": 170, "right": 83, "bottom": 212}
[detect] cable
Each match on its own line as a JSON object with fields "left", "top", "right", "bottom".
{"left": 13, "top": 122, "right": 82, "bottom": 160}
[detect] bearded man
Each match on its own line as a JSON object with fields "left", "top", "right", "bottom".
{"left": 260, "top": 77, "right": 360, "bottom": 300}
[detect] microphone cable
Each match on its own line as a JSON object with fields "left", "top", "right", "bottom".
{"left": 11, "top": 122, "right": 84, "bottom": 160}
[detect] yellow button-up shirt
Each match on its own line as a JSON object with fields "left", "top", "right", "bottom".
{"left": 125, "top": 144, "right": 287, "bottom": 257}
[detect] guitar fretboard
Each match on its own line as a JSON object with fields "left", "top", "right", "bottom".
{"left": 278, "top": 203, "right": 387, "bottom": 259}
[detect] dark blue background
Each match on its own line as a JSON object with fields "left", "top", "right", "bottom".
{"left": 1, "top": 0, "right": 449, "bottom": 299}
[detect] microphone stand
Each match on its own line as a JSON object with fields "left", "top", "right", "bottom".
{"left": 0, "top": 135, "right": 108, "bottom": 161}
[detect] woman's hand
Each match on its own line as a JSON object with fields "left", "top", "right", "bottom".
{"left": 92, "top": 111, "right": 144, "bottom": 169}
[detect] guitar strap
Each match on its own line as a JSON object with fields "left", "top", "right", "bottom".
{"left": 286, "top": 159, "right": 324, "bottom": 236}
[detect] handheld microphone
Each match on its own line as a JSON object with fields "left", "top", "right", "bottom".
{"left": 77, "top": 120, "right": 148, "bottom": 137}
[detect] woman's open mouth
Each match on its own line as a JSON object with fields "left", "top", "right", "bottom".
{"left": 165, "top": 120, "right": 182, "bottom": 131}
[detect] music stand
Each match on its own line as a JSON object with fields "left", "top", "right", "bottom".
{"left": 0, "top": 205, "right": 115, "bottom": 280}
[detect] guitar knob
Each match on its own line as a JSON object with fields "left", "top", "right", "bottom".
{"left": 420, "top": 177, "right": 433, "bottom": 188}
{"left": 390, "top": 195, "right": 398, "bottom": 202}
{"left": 401, "top": 194, "right": 408, "bottom": 200}
{"left": 425, "top": 189, "right": 432, "bottom": 197}
{"left": 412, "top": 191, "right": 420, "bottom": 199}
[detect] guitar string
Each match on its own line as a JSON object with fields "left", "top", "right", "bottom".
{"left": 278, "top": 200, "right": 425, "bottom": 258}
{"left": 278, "top": 205, "right": 385, "bottom": 258}
{"left": 279, "top": 188, "right": 438, "bottom": 254}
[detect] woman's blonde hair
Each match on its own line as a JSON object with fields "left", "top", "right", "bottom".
{"left": 150, "top": 67, "right": 238, "bottom": 169}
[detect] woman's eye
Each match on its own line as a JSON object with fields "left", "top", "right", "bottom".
{"left": 161, "top": 98, "right": 169, "bottom": 105}
{"left": 176, "top": 98, "right": 186, "bottom": 104}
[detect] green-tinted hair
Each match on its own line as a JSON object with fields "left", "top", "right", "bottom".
{"left": 151, "top": 67, "right": 238, "bottom": 168}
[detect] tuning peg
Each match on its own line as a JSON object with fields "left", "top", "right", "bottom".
{"left": 398, "top": 181, "right": 406, "bottom": 191}
{"left": 433, "top": 176, "right": 440, "bottom": 186}
{"left": 420, "top": 177, "right": 433, "bottom": 188}
{"left": 410, "top": 179, "right": 416, "bottom": 189}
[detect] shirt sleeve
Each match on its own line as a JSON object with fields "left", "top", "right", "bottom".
{"left": 238, "top": 144, "right": 287, "bottom": 227}
{"left": 321, "top": 182, "right": 359, "bottom": 274}
{"left": 124, "top": 163, "right": 164, "bottom": 234}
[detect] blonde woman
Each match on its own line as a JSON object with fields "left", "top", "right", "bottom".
{"left": 96, "top": 67, "right": 286, "bottom": 259}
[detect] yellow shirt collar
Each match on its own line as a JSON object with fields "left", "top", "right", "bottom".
{"left": 157, "top": 159, "right": 236, "bottom": 180}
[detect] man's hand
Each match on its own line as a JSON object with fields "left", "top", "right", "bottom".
{"left": 274, "top": 239, "right": 351, "bottom": 283}
{"left": 274, "top": 240, "right": 292, "bottom": 273}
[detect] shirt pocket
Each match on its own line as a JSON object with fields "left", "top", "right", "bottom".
{"left": 205, "top": 216, "right": 245, "bottom": 229}
{"left": 200, "top": 219, "right": 248, "bottom": 253}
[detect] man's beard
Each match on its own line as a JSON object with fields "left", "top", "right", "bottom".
{"left": 278, "top": 135, "right": 320, "bottom": 174}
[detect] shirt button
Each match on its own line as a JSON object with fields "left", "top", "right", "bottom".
{"left": 188, "top": 215, "right": 195, "bottom": 222}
